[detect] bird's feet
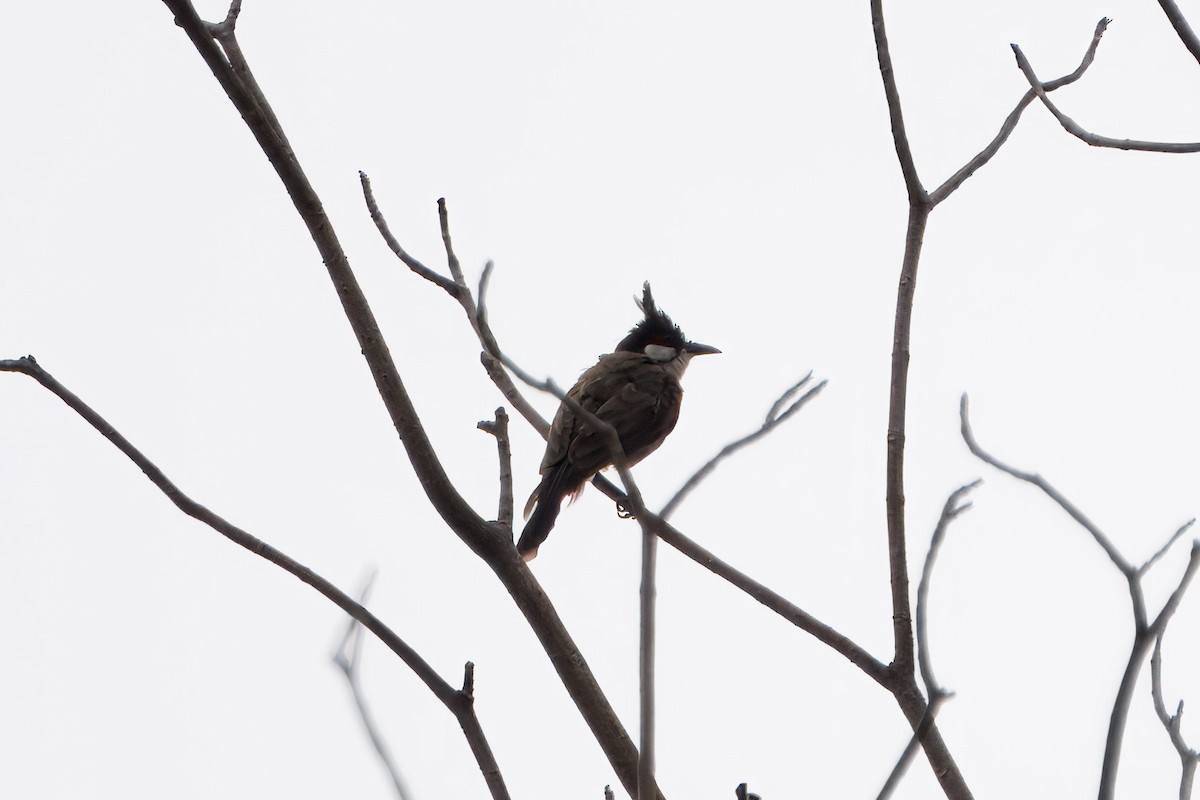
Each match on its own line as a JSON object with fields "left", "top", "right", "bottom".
{"left": 615, "top": 498, "right": 637, "bottom": 520}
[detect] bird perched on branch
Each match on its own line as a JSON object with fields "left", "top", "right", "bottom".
{"left": 517, "top": 283, "right": 719, "bottom": 561}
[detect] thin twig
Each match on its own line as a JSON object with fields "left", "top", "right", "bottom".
{"left": 1011, "top": 42, "right": 1200, "bottom": 153}
{"left": 1152, "top": 633, "right": 1200, "bottom": 800}
{"left": 877, "top": 481, "right": 976, "bottom": 799}
{"left": 960, "top": 394, "right": 1133, "bottom": 573}
{"left": 916, "top": 480, "right": 980, "bottom": 699}
{"left": 930, "top": 18, "right": 1110, "bottom": 206}
{"left": 1140, "top": 519, "right": 1196, "bottom": 576}
{"left": 438, "top": 197, "right": 467, "bottom": 286}
{"left": 360, "top": 172, "right": 459, "bottom": 296}
{"left": 478, "top": 407, "right": 514, "bottom": 529}
{"left": 333, "top": 572, "right": 416, "bottom": 800}
{"left": 660, "top": 375, "right": 825, "bottom": 520}
{"left": 360, "top": 186, "right": 548, "bottom": 437}
{"left": 2, "top": 354, "right": 510, "bottom": 800}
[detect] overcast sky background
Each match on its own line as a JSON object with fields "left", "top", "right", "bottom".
{"left": 3, "top": 1, "right": 1200, "bottom": 798}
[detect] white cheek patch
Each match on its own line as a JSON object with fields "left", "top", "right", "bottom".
{"left": 644, "top": 344, "right": 679, "bottom": 362}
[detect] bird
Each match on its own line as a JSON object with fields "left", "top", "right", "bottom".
{"left": 517, "top": 282, "right": 719, "bottom": 561}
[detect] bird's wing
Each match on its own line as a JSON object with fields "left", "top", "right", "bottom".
{"left": 562, "top": 353, "right": 683, "bottom": 475}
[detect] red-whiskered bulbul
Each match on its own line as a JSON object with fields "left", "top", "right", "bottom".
{"left": 517, "top": 283, "right": 719, "bottom": 560}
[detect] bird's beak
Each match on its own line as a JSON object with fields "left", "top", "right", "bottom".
{"left": 685, "top": 342, "right": 721, "bottom": 356}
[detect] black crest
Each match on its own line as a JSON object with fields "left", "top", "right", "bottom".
{"left": 615, "top": 282, "right": 687, "bottom": 353}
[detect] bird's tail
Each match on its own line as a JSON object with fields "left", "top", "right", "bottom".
{"left": 517, "top": 466, "right": 571, "bottom": 561}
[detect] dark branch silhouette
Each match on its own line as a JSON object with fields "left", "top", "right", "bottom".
{"left": 0, "top": 355, "right": 510, "bottom": 800}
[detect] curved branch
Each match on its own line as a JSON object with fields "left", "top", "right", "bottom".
{"left": 961, "top": 392, "right": 1200, "bottom": 800}
{"left": 659, "top": 375, "right": 827, "bottom": 520}
{"left": 2, "top": 355, "right": 509, "bottom": 800}
{"left": 930, "top": 18, "right": 1111, "bottom": 206}
{"left": 1011, "top": 40, "right": 1200, "bottom": 153}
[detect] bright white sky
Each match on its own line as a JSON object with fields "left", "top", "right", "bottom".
{"left": 3, "top": 1, "right": 1199, "bottom": 798}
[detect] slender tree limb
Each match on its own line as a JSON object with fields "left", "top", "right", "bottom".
{"left": 1152, "top": 633, "right": 1200, "bottom": 800}
{"left": 478, "top": 407, "right": 515, "bottom": 530}
{"left": 1100, "top": 546, "right": 1200, "bottom": 800}
{"left": 360, "top": 171, "right": 459, "bottom": 297}
{"left": 930, "top": 18, "right": 1110, "bottom": 206}
{"left": 884, "top": 204, "right": 930, "bottom": 679}
{"left": 870, "top": 0, "right": 927, "bottom": 204}
{"left": 870, "top": 2, "right": 980, "bottom": 794}
{"left": 659, "top": 375, "right": 827, "bottom": 521}
{"left": 1011, "top": 42, "right": 1200, "bottom": 153}
{"left": 1155, "top": 0, "right": 1200, "bottom": 68}
{"left": 360, "top": 182, "right": 549, "bottom": 438}
{"left": 877, "top": 481, "right": 976, "bottom": 800}
{"left": 638, "top": 515, "right": 658, "bottom": 800}
{"left": 961, "top": 392, "right": 1200, "bottom": 800}
{"left": 875, "top": 693, "right": 950, "bottom": 800}
{"left": 438, "top": 197, "right": 467, "bottom": 286}
{"left": 916, "top": 480, "right": 979, "bottom": 700}
{"left": 1141, "top": 519, "right": 1197, "bottom": 576}
{"left": 333, "top": 572, "right": 416, "bottom": 800}
{"left": 160, "top": 5, "right": 659, "bottom": 796}
{"left": 960, "top": 394, "right": 1134, "bottom": 573}
{"left": 1, "top": 355, "right": 510, "bottom": 800}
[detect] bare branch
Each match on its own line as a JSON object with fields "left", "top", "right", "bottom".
{"left": 1011, "top": 41, "right": 1200, "bottom": 153}
{"left": 333, "top": 573, "right": 416, "bottom": 800}
{"left": 638, "top": 518, "right": 658, "bottom": 800}
{"left": 1147, "top": 633, "right": 1195, "bottom": 782}
{"left": 2, "top": 355, "right": 511, "bottom": 800}
{"left": 659, "top": 375, "right": 827, "bottom": 521}
{"left": 960, "top": 394, "right": 1134, "bottom": 574}
{"left": 884, "top": 204, "right": 930, "bottom": 677}
{"left": 930, "top": 18, "right": 1110, "bottom": 206}
{"left": 478, "top": 407, "right": 514, "bottom": 529}
{"left": 361, "top": 185, "right": 549, "bottom": 438}
{"left": 1141, "top": 519, "right": 1197, "bottom": 576}
{"left": 438, "top": 197, "right": 467, "bottom": 286}
{"left": 875, "top": 694, "right": 951, "bottom": 800}
{"left": 1100, "top": 545, "right": 1200, "bottom": 800}
{"left": 876, "top": 481, "right": 976, "bottom": 799}
{"left": 917, "top": 480, "right": 980, "bottom": 699}
{"left": 961, "top": 391, "right": 1200, "bottom": 799}
{"left": 870, "top": 0, "right": 927, "bottom": 203}
{"left": 360, "top": 171, "right": 459, "bottom": 297}
{"left": 1155, "top": 0, "right": 1200, "bottom": 68}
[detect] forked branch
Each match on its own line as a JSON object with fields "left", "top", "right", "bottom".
{"left": 1, "top": 355, "right": 510, "bottom": 800}
{"left": 961, "top": 393, "right": 1200, "bottom": 800}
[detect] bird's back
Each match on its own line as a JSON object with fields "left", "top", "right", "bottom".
{"left": 542, "top": 350, "right": 684, "bottom": 482}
